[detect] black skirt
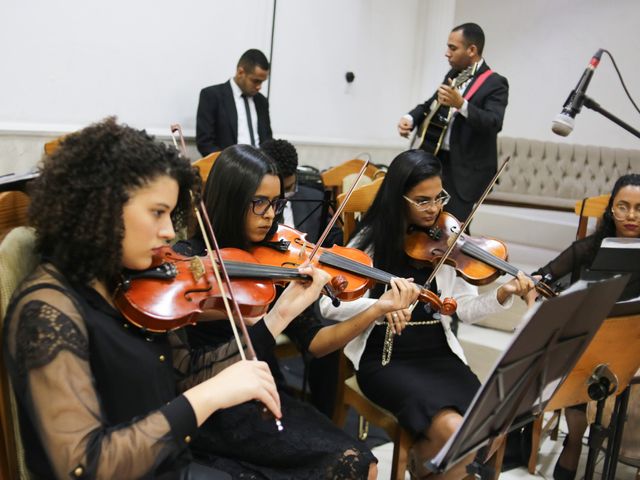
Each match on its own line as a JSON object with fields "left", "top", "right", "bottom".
{"left": 190, "top": 391, "right": 376, "bottom": 479}
{"left": 357, "top": 321, "right": 480, "bottom": 437}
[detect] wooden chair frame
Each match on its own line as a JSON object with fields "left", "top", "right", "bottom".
{"left": 321, "top": 159, "right": 380, "bottom": 201}
{"left": 336, "top": 177, "right": 384, "bottom": 244}
{"left": 193, "top": 151, "right": 221, "bottom": 183}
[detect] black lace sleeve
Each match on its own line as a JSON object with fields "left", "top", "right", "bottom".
{"left": 282, "top": 305, "right": 323, "bottom": 352}
{"left": 532, "top": 236, "right": 599, "bottom": 287}
{"left": 3, "top": 276, "right": 196, "bottom": 479}
{"left": 14, "top": 299, "right": 88, "bottom": 377}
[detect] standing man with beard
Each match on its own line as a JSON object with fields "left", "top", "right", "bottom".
{"left": 398, "top": 23, "right": 508, "bottom": 224}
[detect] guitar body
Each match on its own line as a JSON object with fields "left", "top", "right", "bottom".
{"left": 409, "top": 65, "right": 475, "bottom": 155}
{"left": 411, "top": 100, "right": 452, "bottom": 155}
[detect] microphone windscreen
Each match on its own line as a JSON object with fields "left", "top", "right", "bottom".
{"left": 551, "top": 113, "right": 574, "bottom": 136}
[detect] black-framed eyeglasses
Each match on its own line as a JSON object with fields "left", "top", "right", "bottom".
{"left": 250, "top": 197, "right": 288, "bottom": 216}
{"left": 403, "top": 190, "right": 451, "bottom": 211}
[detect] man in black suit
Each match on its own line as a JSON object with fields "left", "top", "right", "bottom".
{"left": 196, "top": 49, "right": 273, "bottom": 156}
{"left": 398, "top": 23, "right": 508, "bottom": 223}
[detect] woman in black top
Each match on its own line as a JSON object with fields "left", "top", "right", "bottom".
{"left": 527, "top": 173, "right": 640, "bottom": 480}
{"left": 2, "top": 118, "right": 328, "bottom": 479}
{"left": 177, "top": 145, "right": 428, "bottom": 479}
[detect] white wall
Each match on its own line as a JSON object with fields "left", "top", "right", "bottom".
{"left": 455, "top": 0, "right": 640, "bottom": 149}
{"left": 0, "top": 0, "right": 273, "bottom": 136}
{"left": 270, "top": 0, "right": 427, "bottom": 147}
{"left": 2, "top": 0, "right": 639, "bottom": 178}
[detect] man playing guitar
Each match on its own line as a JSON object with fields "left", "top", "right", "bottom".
{"left": 398, "top": 23, "right": 508, "bottom": 225}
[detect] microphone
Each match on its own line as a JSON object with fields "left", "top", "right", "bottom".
{"left": 551, "top": 49, "right": 603, "bottom": 136}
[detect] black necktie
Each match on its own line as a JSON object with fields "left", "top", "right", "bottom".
{"left": 242, "top": 94, "right": 256, "bottom": 146}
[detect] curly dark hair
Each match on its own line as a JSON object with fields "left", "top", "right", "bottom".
{"left": 28, "top": 117, "right": 202, "bottom": 285}
{"left": 260, "top": 138, "right": 298, "bottom": 177}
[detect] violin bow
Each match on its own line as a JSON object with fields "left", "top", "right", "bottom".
{"left": 306, "top": 159, "right": 370, "bottom": 262}
{"left": 409, "top": 156, "right": 511, "bottom": 311}
{"left": 170, "top": 125, "right": 283, "bottom": 431}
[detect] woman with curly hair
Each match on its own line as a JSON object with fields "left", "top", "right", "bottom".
{"left": 2, "top": 118, "right": 329, "bottom": 479}
{"left": 527, "top": 173, "right": 640, "bottom": 480}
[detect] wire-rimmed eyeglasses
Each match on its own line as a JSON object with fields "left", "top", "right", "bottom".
{"left": 611, "top": 203, "right": 640, "bottom": 221}
{"left": 403, "top": 190, "right": 451, "bottom": 211}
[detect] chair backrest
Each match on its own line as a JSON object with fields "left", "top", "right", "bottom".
{"left": 321, "top": 159, "right": 380, "bottom": 201}
{"left": 0, "top": 192, "right": 30, "bottom": 244}
{"left": 336, "top": 177, "right": 384, "bottom": 243}
{"left": 43, "top": 135, "right": 67, "bottom": 156}
{"left": 0, "top": 226, "right": 39, "bottom": 480}
{"left": 574, "top": 193, "right": 610, "bottom": 239}
{"left": 193, "top": 151, "right": 221, "bottom": 183}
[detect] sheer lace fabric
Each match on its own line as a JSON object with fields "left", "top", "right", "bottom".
{"left": 191, "top": 391, "right": 375, "bottom": 479}
{"left": 3, "top": 263, "right": 244, "bottom": 479}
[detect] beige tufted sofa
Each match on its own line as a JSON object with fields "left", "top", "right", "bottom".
{"left": 488, "top": 136, "right": 640, "bottom": 210}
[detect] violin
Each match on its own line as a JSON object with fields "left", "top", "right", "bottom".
{"left": 250, "top": 224, "right": 458, "bottom": 315}
{"left": 404, "top": 212, "right": 556, "bottom": 298}
{"left": 114, "top": 246, "right": 328, "bottom": 332}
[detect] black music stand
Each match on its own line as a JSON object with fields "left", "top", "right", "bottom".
{"left": 425, "top": 275, "right": 629, "bottom": 479}
{"left": 0, "top": 171, "right": 38, "bottom": 193}
{"left": 587, "top": 237, "right": 640, "bottom": 304}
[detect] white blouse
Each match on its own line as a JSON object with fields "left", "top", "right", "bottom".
{"left": 318, "top": 236, "right": 513, "bottom": 370}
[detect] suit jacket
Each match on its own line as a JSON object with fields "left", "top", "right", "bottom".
{"left": 409, "top": 62, "right": 508, "bottom": 202}
{"left": 196, "top": 80, "right": 273, "bottom": 156}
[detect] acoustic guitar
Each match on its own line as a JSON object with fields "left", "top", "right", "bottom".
{"left": 409, "top": 64, "right": 476, "bottom": 155}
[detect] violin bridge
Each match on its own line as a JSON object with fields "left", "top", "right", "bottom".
{"left": 298, "top": 240, "right": 308, "bottom": 262}
{"left": 189, "top": 256, "right": 205, "bottom": 282}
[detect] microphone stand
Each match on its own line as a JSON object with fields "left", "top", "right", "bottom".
{"left": 581, "top": 94, "right": 640, "bottom": 139}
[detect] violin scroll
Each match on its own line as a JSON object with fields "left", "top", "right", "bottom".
{"left": 417, "top": 289, "right": 457, "bottom": 316}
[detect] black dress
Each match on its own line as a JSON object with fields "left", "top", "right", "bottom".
{"left": 356, "top": 260, "right": 481, "bottom": 437}
{"left": 185, "top": 313, "right": 375, "bottom": 479}
{"left": 171, "top": 235, "right": 376, "bottom": 480}
{"left": 3, "top": 263, "right": 243, "bottom": 479}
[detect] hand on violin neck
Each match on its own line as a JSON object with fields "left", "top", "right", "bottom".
{"left": 496, "top": 271, "right": 536, "bottom": 305}
{"left": 522, "top": 275, "right": 543, "bottom": 308}
{"left": 263, "top": 264, "right": 331, "bottom": 338}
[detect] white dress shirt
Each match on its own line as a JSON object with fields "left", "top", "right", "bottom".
{"left": 229, "top": 77, "right": 261, "bottom": 146}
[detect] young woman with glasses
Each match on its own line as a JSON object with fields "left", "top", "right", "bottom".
{"left": 319, "top": 149, "right": 533, "bottom": 480}
{"left": 525, "top": 173, "right": 640, "bottom": 480}
{"left": 175, "top": 144, "right": 426, "bottom": 479}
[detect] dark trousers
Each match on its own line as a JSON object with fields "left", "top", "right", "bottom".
{"left": 437, "top": 150, "right": 474, "bottom": 225}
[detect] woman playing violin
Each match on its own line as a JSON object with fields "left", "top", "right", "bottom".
{"left": 177, "top": 144, "right": 425, "bottom": 479}
{"left": 526, "top": 173, "right": 640, "bottom": 480}
{"left": 319, "top": 149, "right": 533, "bottom": 480}
{"left": 2, "top": 118, "right": 328, "bottom": 479}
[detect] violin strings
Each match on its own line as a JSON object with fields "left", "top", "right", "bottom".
{"left": 460, "top": 242, "right": 518, "bottom": 276}
{"left": 223, "top": 261, "right": 308, "bottom": 280}
{"left": 318, "top": 251, "right": 394, "bottom": 284}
